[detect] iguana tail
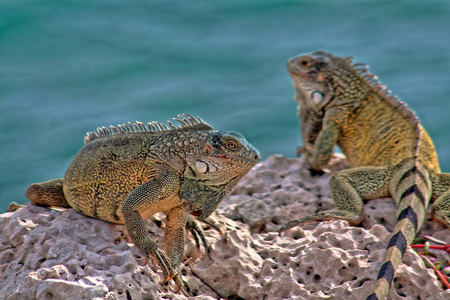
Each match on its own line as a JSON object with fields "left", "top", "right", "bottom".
{"left": 367, "top": 160, "right": 431, "bottom": 300}
{"left": 25, "top": 178, "right": 71, "bottom": 208}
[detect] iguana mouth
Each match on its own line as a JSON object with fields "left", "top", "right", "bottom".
{"left": 215, "top": 155, "right": 258, "bottom": 165}
{"left": 214, "top": 155, "right": 232, "bottom": 159}
{"left": 288, "top": 70, "right": 314, "bottom": 82}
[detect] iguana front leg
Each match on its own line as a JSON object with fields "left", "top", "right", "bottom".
{"left": 303, "top": 122, "right": 339, "bottom": 172}
{"left": 164, "top": 205, "right": 189, "bottom": 295}
{"left": 121, "top": 168, "right": 184, "bottom": 293}
{"left": 297, "top": 106, "right": 324, "bottom": 158}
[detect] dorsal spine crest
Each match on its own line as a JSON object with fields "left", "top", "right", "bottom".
{"left": 345, "top": 58, "right": 421, "bottom": 131}
{"left": 84, "top": 114, "right": 213, "bottom": 144}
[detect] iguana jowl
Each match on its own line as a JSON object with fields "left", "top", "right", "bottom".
{"left": 25, "top": 114, "right": 260, "bottom": 295}
{"left": 282, "top": 50, "right": 450, "bottom": 299}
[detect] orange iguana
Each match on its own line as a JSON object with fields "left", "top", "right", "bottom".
{"left": 282, "top": 50, "right": 450, "bottom": 299}
{"left": 25, "top": 114, "right": 260, "bottom": 295}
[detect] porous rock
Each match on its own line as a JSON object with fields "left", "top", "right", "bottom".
{"left": 1, "top": 154, "right": 450, "bottom": 300}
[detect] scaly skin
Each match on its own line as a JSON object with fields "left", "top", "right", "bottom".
{"left": 25, "top": 114, "right": 260, "bottom": 295}
{"left": 281, "top": 50, "right": 450, "bottom": 299}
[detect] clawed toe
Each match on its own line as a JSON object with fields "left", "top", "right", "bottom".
{"left": 150, "top": 249, "right": 190, "bottom": 295}
{"left": 174, "top": 274, "right": 189, "bottom": 296}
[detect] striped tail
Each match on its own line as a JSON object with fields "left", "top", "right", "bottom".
{"left": 367, "top": 159, "right": 431, "bottom": 300}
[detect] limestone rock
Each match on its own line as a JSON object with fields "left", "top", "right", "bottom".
{"left": 221, "top": 154, "right": 349, "bottom": 233}
{"left": 1, "top": 155, "right": 450, "bottom": 300}
{"left": 1, "top": 205, "right": 162, "bottom": 300}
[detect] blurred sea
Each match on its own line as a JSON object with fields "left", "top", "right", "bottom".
{"left": 1, "top": 0, "right": 450, "bottom": 211}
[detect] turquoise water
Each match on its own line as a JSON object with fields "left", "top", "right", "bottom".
{"left": 1, "top": 0, "right": 450, "bottom": 212}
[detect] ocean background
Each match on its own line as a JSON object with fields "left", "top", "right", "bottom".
{"left": 1, "top": 0, "right": 449, "bottom": 212}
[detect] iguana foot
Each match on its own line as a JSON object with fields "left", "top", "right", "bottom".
{"left": 296, "top": 150, "right": 327, "bottom": 176}
{"left": 161, "top": 269, "right": 189, "bottom": 296}
{"left": 279, "top": 211, "right": 363, "bottom": 235}
{"left": 200, "top": 217, "right": 224, "bottom": 235}
{"left": 296, "top": 145, "right": 311, "bottom": 157}
{"left": 149, "top": 248, "right": 178, "bottom": 285}
{"left": 186, "top": 217, "right": 211, "bottom": 259}
{"left": 308, "top": 168, "right": 325, "bottom": 177}
{"left": 186, "top": 216, "right": 224, "bottom": 260}
{"left": 173, "top": 273, "right": 189, "bottom": 296}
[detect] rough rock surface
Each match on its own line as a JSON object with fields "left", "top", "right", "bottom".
{"left": 1, "top": 154, "right": 450, "bottom": 300}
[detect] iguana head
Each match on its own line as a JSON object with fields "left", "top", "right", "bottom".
{"left": 287, "top": 50, "right": 368, "bottom": 111}
{"left": 287, "top": 50, "right": 334, "bottom": 110}
{"left": 185, "top": 130, "right": 260, "bottom": 185}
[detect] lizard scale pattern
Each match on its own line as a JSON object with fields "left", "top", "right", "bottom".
{"left": 282, "top": 50, "right": 450, "bottom": 300}
{"left": 25, "top": 114, "right": 260, "bottom": 295}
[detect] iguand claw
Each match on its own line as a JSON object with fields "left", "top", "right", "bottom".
{"left": 296, "top": 145, "right": 312, "bottom": 157}
{"left": 150, "top": 217, "right": 223, "bottom": 295}
{"left": 173, "top": 273, "right": 189, "bottom": 296}
{"left": 145, "top": 217, "right": 223, "bottom": 294}
{"left": 186, "top": 216, "right": 223, "bottom": 260}
{"left": 151, "top": 248, "right": 179, "bottom": 287}
{"left": 279, "top": 211, "right": 363, "bottom": 236}
{"left": 297, "top": 145, "right": 328, "bottom": 176}
{"left": 186, "top": 217, "right": 210, "bottom": 259}
{"left": 199, "top": 217, "right": 224, "bottom": 235}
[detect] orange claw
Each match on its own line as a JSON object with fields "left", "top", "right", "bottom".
{"left": 161, "top": 272, "right": 176, "bottom": 284}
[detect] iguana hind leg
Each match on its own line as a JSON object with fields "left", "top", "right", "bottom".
{"left": 281, "top": 166, "right": 390, "bottom": 232}
{"left": 25, "top": 178, "right": 71, "bottom": 208}
{"left": 430, "top": 173, "right": 450, "bottom": 226}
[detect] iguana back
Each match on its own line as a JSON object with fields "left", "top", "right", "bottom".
{"left": 283, "top": 50, "right": 450, "bottom": 300}
{"left": 63, "top": 120, "right": 213, "bottom": 223}
{"left": 336, "top": 90, "right": 439, "bottom": 171}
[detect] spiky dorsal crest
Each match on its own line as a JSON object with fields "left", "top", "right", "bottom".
{"left": 345, "top": 57, "right": 420, "bottom": 129}
{"left": 84, "top": 114, "right": 213, "bottom": 144}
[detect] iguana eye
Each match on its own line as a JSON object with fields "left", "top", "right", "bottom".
{"left": 226, "top": 141, "right": 237, "bottom": 150}
{"left": 300, "top": 59, "right": 311, "bottom": 68}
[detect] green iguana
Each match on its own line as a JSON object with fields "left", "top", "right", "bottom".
{"left": 281, "top": 50, "right": 450, "bottom": 300}
{"left": 25, "top": 114, "right": 260, "bottom": 295}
